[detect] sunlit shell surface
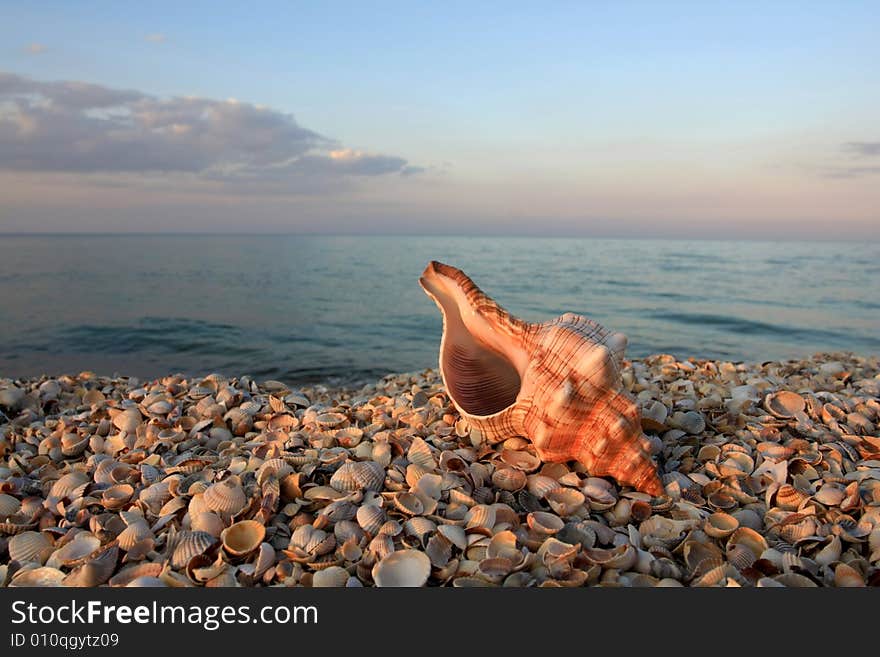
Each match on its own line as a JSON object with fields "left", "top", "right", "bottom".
{"left": 419, "top": 261, "right": 663, "bottom": 495}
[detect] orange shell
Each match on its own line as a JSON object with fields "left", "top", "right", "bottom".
{"left": 419, "top": 261, "right": 663, "bottom": 496}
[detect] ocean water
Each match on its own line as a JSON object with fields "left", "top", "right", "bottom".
{"left": 0, "top": 235, "right": 877, "bottom": 386}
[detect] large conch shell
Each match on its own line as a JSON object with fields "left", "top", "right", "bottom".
{"left": 419, "top": 261, "right": 663, "bottom": 495}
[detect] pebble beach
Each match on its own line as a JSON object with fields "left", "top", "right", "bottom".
{"left": 1, "top": 351, "right": 879, "bottom": 588}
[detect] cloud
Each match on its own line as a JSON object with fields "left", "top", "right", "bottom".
{"left": 23, "top": 43, "right": 47, "bottom": 55}
{"left": 844, "top": 141, "right": 880, "bottom": 157}
{"left": 0, "top": 71, "right": 421, "bottom": 190}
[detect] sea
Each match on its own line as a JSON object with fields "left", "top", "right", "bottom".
{"left": 0, "top": 235, "right": 877, "bottom": 387}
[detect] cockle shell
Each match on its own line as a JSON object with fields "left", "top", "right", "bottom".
{"left": 419, "top": 262, "right": 662, "bottom": 495}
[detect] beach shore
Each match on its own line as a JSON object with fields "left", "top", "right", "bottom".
{"left": 1, "top": 352, "right": 878, "bottom": 587}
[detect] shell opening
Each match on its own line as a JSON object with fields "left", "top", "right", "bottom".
{"left": 420, "top": 269, "right": 522, "bottom": 416}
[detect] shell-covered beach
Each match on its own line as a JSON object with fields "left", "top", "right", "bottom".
{"left": 1, "top": 352, "right": 879, "bottom": 588}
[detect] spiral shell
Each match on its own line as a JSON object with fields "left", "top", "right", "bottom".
{"left": 419, "top": 261, "right": 663, "bottom": 495}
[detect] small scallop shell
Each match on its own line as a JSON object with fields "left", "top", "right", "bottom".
{"left": 726, "top": 527, "right": 768, "bottom": 561}
{"left": 393, "top": 492, "right": 425, "bottom": 516}
{"left": 491, "top": 467, "right": 527, "bottom": 492}
{"left": 190, "top": 512, "right": 226, "bottom": 538}
{"left": 486, "top": 530, "right": 521, "bottom": 562}
{"left": 61, "top": 432, "right": 90, "bottom": 457}
{"left": 108, "top": 562, "right": 164, "bottom": 587}
{"left": 356, "top": 504, "right": 386, "bottom": 536}
{"left": 545, "top": 488, "right": 586, "bottom": 517}
{"left": 372, "top": 549, "right": 431, "bottom": 587}
{"left": 834, "top": 562, "right": 865, "bottom": 587}
{"left": 704, "top": 512, "right": 739, "bottom": 539}
{"left": 764, "top": 391, "right": 806, "bottom": 418}
{"left": 49, "top": 533, "right": 101, "bottom": 567}
{"left": 112, "top": 408, "right": 142, "bottom": 433}
{"left": 101, "top": 484, "right": 134, "bottom": 510}
{"left": 775, "top": 484, "right": 809, "bottom": 511}
{"left": 814, "top": 483, "right": 846, "bottom": 507}
{"left": 0, "top": 493, "right": 21, "bottom": 517}
{"left": 407, "top": 437, "right": 436, "bottom": 469}
{"left": 438, "top": 524, "right": 468, "bottom": 550}
{"left": 10, "top": 566, "right": 67, "bottom": 587}
{"left": 527, "top": 474, "right": 562, "bottom": 499}
{"left": 221, "top": 520, "right": 266, "bottom": 557}
{"left": 49, "top": 471, "right": 90, "bottom": 500}
{"left": 312, "top": 565, "right": 350, "bottom": 587}
{"left": 465, "top": 504, "right": 497, "bottom": 531}
{"left": 63, "top": 545, "right": 118, "bottom": 587}
{"left": 117, "top": 520, "right": 153, "bottom": 552}
{"left": 527, "top": 511, "right": 564, "bottom": 535}
{"left": 9, "top": 531, "right": 53, "bottom": 564}
{"left": 500, "top": 449, "right": 542, "bottom": 472}
{"left": 331, "top": 461, "right": 386, "bottom": 493}
{"left": 403, "top": 516, "right": 437, "bottom": 542}
{"left": 170, "top": 531, "right": 218, "bottom": 569}
{"left": 315, "top": 412, "right": 348, "bottom": 429}
{"left": 203, "top": 479, "right": 248, "bottom": 516}
{"left": 815, "top": 536, "right": 842, "bottom": 567}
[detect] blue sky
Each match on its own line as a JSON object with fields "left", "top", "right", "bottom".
{"left": 1, "top": 1, "right": 878, "bottom": 236}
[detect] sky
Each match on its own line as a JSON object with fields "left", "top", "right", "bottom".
{"left": 1, "top": 1, "right": 878, "bottom": 238}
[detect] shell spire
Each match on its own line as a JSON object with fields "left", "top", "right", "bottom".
{"left": 420, "top": 261, "right": 663, "bottom": 496}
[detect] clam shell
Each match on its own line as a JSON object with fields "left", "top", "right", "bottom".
{"left": 0, "top": 493, "right": 21, "bottom": 517}
{"left": 407, "top": 437, "right": 436, "bottom": 469}
{"left": 491, "top": 467, "right": 527, "bottom": 492}
{"left": 545, "top": 488, "right": 586, "bottom": 517}
{"left": 764, "top": 390, "right": 806, "bottom": 418}
{"left": 312, "top": 565, "right": 350, "bottom": 587}
{"left": 727, "top": 527, "right": 768, "bottom": 561}
{"left": 203, "top": 479, "right": 248, "bottom": 516}
{"left": 101, "top": 484, "right": 134, "bottom": 510}
{"left": 170, "top": 531, "right": 218, "bottom": 569}
{"left": 500, "top": 449, "right": 542, "bottom": 472}
{"left": 372, "top": 549, "right": 431, "bottom": 587}
{"left": 9, "top": 531, "right": 53, "bottom": 564}
{"left": 527, "top": 511, "right": 564, "bottom": 535}
{"left": 190, "top": 511, "right": 226, "bottom": 538}
{"left": 117, "top": 519, "right": 153, "bottom": 552}
{"left": 834, "top": 562, "right": 865, "bottom": 587}
{"left": 330, "top": 461, "right": 385, "bottom": 493}
{"left": 438, "top": 524, "right": 468, "bottom": 550}
{"left": 10, "top": 566, "right": 67, "bottom": 587}
{"left": 465, "top": 504, "right": 496, "bottom": 531}
{"left": 356, "top": 504, "right": 387, "bottom": 536}
{"left": 63, "top": 546, "right": 119, "bottom": 587}
{"left": 112, "top": 408, "right": 142, "bottom": 433}
{"left": 221, "top": 520, "right": 266, "bottom": 557}
{"left": 109, "top": 562, "right": 164, "bottom": 587}
{"left": 704, "top": 512, "right": 739, "bottom": 539}
{"left": 48, "top": 533, "right": 101, "bottom": 567}
{"left": 49, "top": 471, "right": 90, "bottom": 500}
{"left": 393, "top": 492, "right": 424, "bottom": 516}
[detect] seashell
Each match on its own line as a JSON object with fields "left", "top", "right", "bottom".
{"left": 393, "top": 492, "right": 424, "bottom": 516}
{"left": 584, "top": 544, "right": 637, "bottom": 570}
{"left": 48, "top": 533, "right": 101, "bottom": 567}
{"left": 486, "top": 530, "right": 522, "bottom": 562}
{"left": 356, "top": 504, "right": 386, "bottom": 536}
{"left": 764, "top": 390, "right": 806, "bottom": 418}
{"left": 117, "top": 519, "right": 153, "bottom": 552}
{"left": 372, "top": 549, "right": 431, "bottom": 587}
{"left": 403, "top": 516, "right": 436, "bottom": 543}
{"left": 425, "top": 533, "right": 453, "bottom": 568}
{"left": 773, "top": 572, "right": 818, "bottom": 587}
{"left": 491, "top": 467, "right": 527, "bottom": 492}
{"left": 834, "top": 562, "right": 865, "bottom": 587}
{"left": 49, "top": 471, "right": 90, "bottom": 501}
{"left": 330, "top": 460, "right": 385, "bottom": 493}
{"left": 9, "top": 531, "right": 53, "bottom": 564}
{"left": 775, "top": 484, "right": 809, "bottom": 511}
{"left": 0, "top": 493, "right": 21, "bottom": 517}
{"left": 407, "top": 436, "right": 436, "bottom": 469}
{"left": 526, "top": 474, "right": 562, "bottom": 499}
{"left": 641, "top": 400, "right": 668, "bottom": 432}
{"left": 203, "top": 479, "right": 248, "bottom": 516}
{"left": 312, "top": 565, "right": 350, "bottom": 587}
{"left": 500, "top": 449, "right": 542, "bottom": 472}
{"left": 101, "top": 484, "right": 134, "bottom": 510}
{"left": 314, "top": 412, "right": 348, "bottom": 429}
{"left": 438, "top": 524, "right": 468, "bottom": 550}
{"left": 112, "top": 408, "right": 142, "bottom": 433}
{"left": 109, "top": 562, "right": 164, "bottom": 587}
{"left": 190, "top": 511, "right": 226, "bottom": 538}
{"left": 527, "top": 511, "right": 564, "bottom": 535}
{"left": 726, "top": 527, "right": 768, "bottom": 562}
{"left": 10, "top": 566, "right": 67, "bottom": 587}
{"left": 419, "top": 262, "right": 663, "bottom": 495}
{"left": 170, "top": 531, "right": 218, "bottom": 570}
{"left": 545, "top": 488, "right": 586, "bottom": 517}
{"left": 704, "top": 512, "right": 739, "bottom": 539}
{"left": 465, "top": 504, "right": 496, "bottom": 531}
{"left": 63, "top": 546, "right": 118, "bottom": 587}
{"left": 221, "top": 520, "right": 266, "bottom": 558}
{"left": 61, "top": 432, "right": 89, "bottom": 457}
{"left": 814, "top": 535, "right": 842, "bottom": 567}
